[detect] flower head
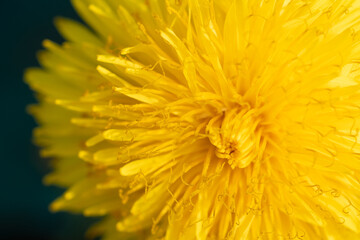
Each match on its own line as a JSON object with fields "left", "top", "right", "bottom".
{"left": 27, "top": 0, "right": 360, "bottom": 239}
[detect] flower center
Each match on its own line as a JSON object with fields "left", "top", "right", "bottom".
{"left": 206, "top": 108, "right": 263, "bottom": 169}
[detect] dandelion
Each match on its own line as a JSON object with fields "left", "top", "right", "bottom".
{"left": 26, "top": 0, "right": 360, "bottom": 239}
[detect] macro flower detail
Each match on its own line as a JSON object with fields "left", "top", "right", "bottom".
{"left": 26, "top": 0, "right": 360, "bottom": 239}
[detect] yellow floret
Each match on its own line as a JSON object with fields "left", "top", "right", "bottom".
{"left": 26, "top": 0, "right": 360, "bottom": 239}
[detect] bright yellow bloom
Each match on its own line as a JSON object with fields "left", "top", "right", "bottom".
{"left": 26, "top": 0, "right": 360, "bottom": 239}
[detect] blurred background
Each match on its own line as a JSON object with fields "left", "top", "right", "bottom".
{"left": 1, "top": 1, "right": 98, "bottom": 239}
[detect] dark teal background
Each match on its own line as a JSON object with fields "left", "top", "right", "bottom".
{"left": 1, "top": 1, "right": 98, "bottom": 239}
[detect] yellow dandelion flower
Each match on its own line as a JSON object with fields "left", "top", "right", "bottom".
{"left": 26, "top": 0, "right": 360, "bottom": 239}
